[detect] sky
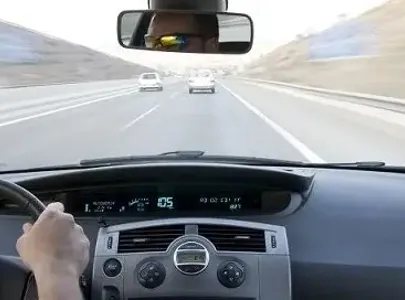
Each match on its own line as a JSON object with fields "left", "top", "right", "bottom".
{"left": 0, "top": 0, "right": 388, "bottom": 69}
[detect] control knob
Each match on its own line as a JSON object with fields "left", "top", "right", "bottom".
{"left": 217, "top": 261, "right": 245, "bottom": 288}
{"left": 137, "top": 261, "right": 166, "bottom": 289}
{"left": 103, "top": 258, "right": 122, "bottom": 278}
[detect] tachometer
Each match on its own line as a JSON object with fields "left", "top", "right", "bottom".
{"left": 127, "top": 197, "right": 150, "bottom": 212}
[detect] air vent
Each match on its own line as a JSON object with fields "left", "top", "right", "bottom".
{"left": 198, "top": 224, "right": 266, "bottom": 252}
{"left": 0, "top": 198, "right": 25, "bottom": 215}
{"left": 118, "top": 225, "right": 185, "bottom": 253}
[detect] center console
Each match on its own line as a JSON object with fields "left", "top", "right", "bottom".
{"left": 91, "top": 218, "right": 291, "bottom": 300}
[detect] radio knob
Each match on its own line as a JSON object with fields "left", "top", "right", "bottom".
{"left": 103, "top": 258, "right": 122, "bottom": 278}
{"left": 137, "top": 261, "right": 166, "bottom": 289}
{"left": 217, "top": 261, "right": 245, "bottom": 288}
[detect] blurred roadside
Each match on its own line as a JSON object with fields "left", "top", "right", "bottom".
{"left": 0, "top": 20, "right": 153, "bottom": 88}
{"left": 244, "top": 0, "right": 405, "bottom": 98}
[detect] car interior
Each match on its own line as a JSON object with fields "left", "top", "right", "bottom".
{"left": 1, "top": 0, "right": 405, "bottom": 300}
{"left": 124, "top": 11, "right": 253, "bottom": 54}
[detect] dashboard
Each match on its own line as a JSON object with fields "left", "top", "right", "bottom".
{"left": 0, "top": 162, "right": 405, "bottom": 300}
{"left": 93, "top": 219, "right": 290, "bottom": 300}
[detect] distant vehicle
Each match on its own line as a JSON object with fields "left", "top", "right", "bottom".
{"left": 139, "top": 73, "right": 163, "bottom": 92}
{"left": 187, "top": 69, "right": 216, "bottom": 94}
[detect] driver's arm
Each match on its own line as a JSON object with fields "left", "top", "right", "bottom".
{"left": 16, "top": 202, "right": 90, "bottom": 300}
{"left": 35, "top": 273, "right": 84, "bottom": 300}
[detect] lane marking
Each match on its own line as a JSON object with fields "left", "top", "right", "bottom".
{"left": 120, "top": 104, "right": 160, "bottom": 131}
{"left": 0, "top": 87, "right": 138, "bottom": 128}
{"left": 219, "top": 83, "right": 325, "bottom": 163}
{"left": 243, "top": 80, "right": 405, "bottom": 128}
{"left": 170, "top": 91, "right": 179, "bottom": 99}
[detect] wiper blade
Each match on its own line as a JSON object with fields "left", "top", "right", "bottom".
{"left": 79, "top": 152, "right": 306, "bottom": 167}
{"left": 158, "top": 150, "right": 205, "bottom": 158}
{"left": 0, "top": 157, "right": 390, "bottom": 176}
{"left": 79, "top": 151, "right": 206, "bottom": 166}
{"left": 307, "top": 161, "right": 386, "bottom": 168}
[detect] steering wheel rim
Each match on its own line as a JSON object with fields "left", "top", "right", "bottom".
{"left": 0, "top": 180, "right": 46, "bottom": 300}
{"left": 0, "top": 179, "right": 46, "bottom": 220}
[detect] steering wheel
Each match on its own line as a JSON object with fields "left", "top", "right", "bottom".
{"left": 0, "top": 179, "right": 46, "bottom": 300}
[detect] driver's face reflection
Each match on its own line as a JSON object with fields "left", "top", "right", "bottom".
{"left": 146, "top": 13, "right": 219, "bottom": 53}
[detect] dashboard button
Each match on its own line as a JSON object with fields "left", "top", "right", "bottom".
{"left": 140, "top": 269, "right": 148, "bottom": 279}
{"left": 103, "top": 259, "right": 122, "bottom": 278}
{"left": 271, "top": 235, "right": 277, "bottom": 248}
{"left": 180, "top": 242, "right": 204, "bottom": 250}
{"left": 102, "top": 286, "right": 120, "bottom": 300}
{"left": 192, "top": 265, "right": 205, "bottom": 272}
{"left": 218, "top": 261, "right": 246, "bottom": 288}
{"left": 178, "top": 264, "right": 205, "bottom": 274}
{"left": 137, "top": 261, "right": 166, "bottom": 289}
{"left": 107, "top": 236, "right": 113, "bottom": 249}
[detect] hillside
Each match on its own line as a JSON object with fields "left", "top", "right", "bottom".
{"left": 246, "top": 0, "right": 405, "bottom": 98}
{"left": 0, "top": 20, "right": 154, "bottom": 87}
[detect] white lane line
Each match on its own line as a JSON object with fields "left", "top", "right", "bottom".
{"left": 220, "top": 83, "right": 325, "bottom": 163}
{"left": 170, "top": 91, "right": 179, "bottom": 99}
{"left": 244, "top": 81, "right": 405, "bottom": 128}
{"left": 120, "top": 104, "right": 160, "bottom": 131}
{"left": 0, "top": 87, "right": 138, "bottom": 129}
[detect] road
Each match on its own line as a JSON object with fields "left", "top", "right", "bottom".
{"left": 1, "top": 77, "right": 405, "bottom": 170}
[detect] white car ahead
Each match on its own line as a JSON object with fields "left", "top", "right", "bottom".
{"left": 139, "top": 73, "right": 163, "bottom": 92}
{"left": 188, "top": 70, "right": 216, "bottom": 94}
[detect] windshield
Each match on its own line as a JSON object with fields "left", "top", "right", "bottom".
{"left": 198, "top": 70, "right": 212, "bottom": 77}
{"left": 141, "top": 74, "right": 157, "bottom": 79}
{"left": 0, "top": 0, "right": 403, "bottom": 170}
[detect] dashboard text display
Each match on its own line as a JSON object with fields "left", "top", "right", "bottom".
{"left": 66, "top": 184, "right": 291, "bottom": 216}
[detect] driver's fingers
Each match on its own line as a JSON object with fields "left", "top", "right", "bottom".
{"left": 22, "top": 223, "right": 32, "bottom": 233}
{"left": 46, "top": 202, "right": 65, "bottom": 212}
{"left": 36, "top": 202, "right": 65, "bottom": 223}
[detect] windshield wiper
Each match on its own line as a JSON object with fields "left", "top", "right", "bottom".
{"left": 79, "top": 150, "right": 206, "bottom": 166}
{"left": 157, "top": 150, "right": 205, "bottom": 158}
{"left": 0, "top": 152, "right": 390, "bottom": 175}
{"left": 78, "top": 151, "right": 307, "bottom": 167}
{"left": 309, "top": 161, "right": 386, "bottom": 168}
{"left": 79, "top": 155, "right": 387, "bottom": 170}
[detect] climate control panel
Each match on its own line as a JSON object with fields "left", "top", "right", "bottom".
{"left": 137, "top": 260, "right": 166, "bottom": 289}
{"left": 217, "top": 260, "right": 246, "bottom": 288}
{"left": 91, "top": 218, "right": 291, "bottom": 300}
{"left": 174, "top": 241, "right": 209, "bottom": 275}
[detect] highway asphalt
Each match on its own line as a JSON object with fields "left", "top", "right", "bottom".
{"left": 1, "top": 77, "right": 405, "bottom": 170}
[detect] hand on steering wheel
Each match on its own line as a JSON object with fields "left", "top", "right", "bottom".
{"left": 0, "top": 179, "right": 90, "bottom": 300}
{"left": 16, "top": 202, "right": 90, "bottom": 281}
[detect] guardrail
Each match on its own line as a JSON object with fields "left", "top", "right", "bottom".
{"left": 219, "top": 17, "right": 247, "bottom": 25}
{"left": 219, "top": 18, "right": 250, "bottom": 28}
{"left": 0, "top": 77, "right": 141, "bottom": 90}
{"left": 238, "top": 77, "right": 405, "bottom": 112}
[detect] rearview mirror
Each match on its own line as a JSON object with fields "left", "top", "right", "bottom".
{"left": 117, "top": 10, "right": 253, "bottom": 54}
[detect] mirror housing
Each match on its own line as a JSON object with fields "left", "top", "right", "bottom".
{"left": 117, "top": 10, "right": 253, "bottom": 55}
{"left": 148, "top": 0, "right": 228, "bottom": 11}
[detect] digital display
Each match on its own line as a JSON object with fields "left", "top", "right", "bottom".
{"left": 176, "top": 252, "right": 206, "bottom": 264}
{"left": 67, "top": 185, "right": 291, "bottom": 215}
